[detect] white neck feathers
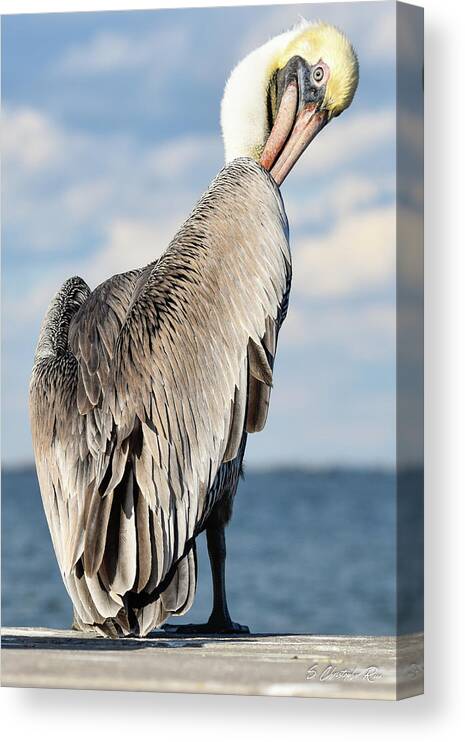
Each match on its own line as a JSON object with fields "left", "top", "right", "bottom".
{"left": 221, "top": 29, "right": 294, "bottom": 163}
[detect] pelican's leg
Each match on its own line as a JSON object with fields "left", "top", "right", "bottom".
{"left": 163, "top": 512, "right": 249, "bottom": 635}
{"left": 203, "top": 519, "right": 249, "bottom": 633}
{"left": 164, "top": 449, "right": 249, "bottom": 635}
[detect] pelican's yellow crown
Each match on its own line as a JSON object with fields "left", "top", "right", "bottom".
{"left": 278, "top": 21, "right": 359, "bottom": 118}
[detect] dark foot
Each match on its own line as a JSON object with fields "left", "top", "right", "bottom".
{"left": 163, "top": 620, "right": 250, "bottom": 635}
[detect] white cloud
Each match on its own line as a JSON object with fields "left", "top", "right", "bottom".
{"left": 282, "top": 301, "right": 395, "bottom": 363}
{"left": 3, "top": 213, "right": 188, "bottom": 333}
{"left": 146, "top": 134, "right": 222, "bottom": 181}
{"left": 2, "top": 107, "right": 63, "bottom": 170}
{"left": 237, "top": 1, "right": 396, "bottom": 64}
{"left": 324, "top": 175, "right": 380, "bottom": 214}
{"left": 58, "top": 26, "right": 190, "bottom": 76}
{"left": 286, "top": 107, "right": 395, "bottom": 181}
{"left": 2, "top": 106, "right": 220, "bottom": 255}
{"left": 292, "top": 205, "right": 396, "bottom": 299}
{"left": 62, "top": 32, "right": 132, "bottom": 73}
{"left": 285, "top": 172, "right": 395, "bottom": 228}
{"left": 363, "top": 9, "right": 396, "bottom": 62}
{"left": 88, "top": 215, "right": 185, "bottom": 286}
{"left": 60, "top": 180, "right": 114, "bottom": 220}
{"left": 2, "top": 105, "right": 225, "bottom": 336}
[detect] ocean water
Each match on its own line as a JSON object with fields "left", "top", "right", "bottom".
{"left": 1, "top": 467, "right": 423, "bottom": 635}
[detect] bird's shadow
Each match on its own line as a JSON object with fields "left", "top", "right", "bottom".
{"left": 1, "top": 629, "right": 301, "bottom": 652}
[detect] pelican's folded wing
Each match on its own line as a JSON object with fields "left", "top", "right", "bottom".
{"left": 31, "top": 268, "right": 162, "bottom": 622}
{"left": 29, "top": 277, "right": 96, "bottom": 593}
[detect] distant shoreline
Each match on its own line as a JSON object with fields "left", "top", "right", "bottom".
{"left": 1, "top": 463, "right": 420, "bottom": 477}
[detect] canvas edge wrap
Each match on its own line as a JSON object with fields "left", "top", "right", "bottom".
{"left": 395, "top": 0, "right": 424, "bottom": 700}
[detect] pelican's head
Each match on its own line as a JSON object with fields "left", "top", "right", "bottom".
{"left": 221, "top": 20, "right": 359, "bottom": 184}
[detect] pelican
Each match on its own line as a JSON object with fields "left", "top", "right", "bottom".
{"left": 30, "top": 21, "right": 358, "bottom": 637}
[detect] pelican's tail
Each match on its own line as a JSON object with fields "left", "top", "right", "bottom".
{"left": 68, "top": 542, "right": 197, "bottom": 638}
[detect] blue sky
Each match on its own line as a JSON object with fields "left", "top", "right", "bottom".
{"left": 2, "top": 2, "right": 404, "bottom": 467}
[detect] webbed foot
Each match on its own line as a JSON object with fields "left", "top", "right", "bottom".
{"left": 163, "top": 620, "right": 250, "bottom": 635}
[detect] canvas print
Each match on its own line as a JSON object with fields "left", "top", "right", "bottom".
{"left": 1, "top": 1, "right": 424, "bottom": 700}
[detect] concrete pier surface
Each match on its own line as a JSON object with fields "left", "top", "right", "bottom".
{"left": 1, "top": 627, "right": 423, "bottom": 700}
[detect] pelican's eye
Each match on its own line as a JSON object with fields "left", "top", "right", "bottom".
{"left": 313, "top": 66, "right": 324, "bottom": 83}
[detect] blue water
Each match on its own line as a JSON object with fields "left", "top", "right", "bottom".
{"left": 1, "top": 467, "right": 423, "bottom": 635}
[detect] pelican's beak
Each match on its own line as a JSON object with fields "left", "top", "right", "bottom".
{"left": 260, "top": 56, "right": 329, "bottom": 186}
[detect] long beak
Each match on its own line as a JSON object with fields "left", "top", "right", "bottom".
{"left": 260, "top": 82, "right": 328, "bottom": 186}
{"left": 259, "top": 81, "right": 298, "bottom": 172}
{"left": 270, "top": 105, "right": 328, "bottom": 185}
